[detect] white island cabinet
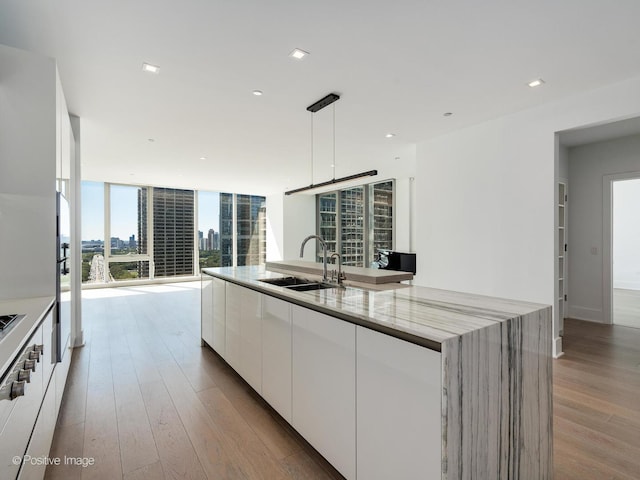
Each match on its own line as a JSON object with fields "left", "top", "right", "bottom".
{"left": 201, "top": 274, "right": 214, "bottom": 347}
{"left": 261, "top": 295, "right": 292, "bottom": 422}
{"left": 202, "top": 275, "right": 226, "bottom": 357}
{"left": 292, "top": 305, "right": 356, "bottom": 480}
{"left": 356, "top": 326, "right": 442, "bottom": 479}
{"left": 226, "top": 282, "right": 262, "bottom": 394}
{"left": 212, "top": 277, "right": 226, "bottom": 357}
{"left": 201, "top": 268, "right": 553, "bottom": 480}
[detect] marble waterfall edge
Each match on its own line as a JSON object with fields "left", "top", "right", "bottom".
{"left": 441, "top": 306, "right": 553, "bottom": 479}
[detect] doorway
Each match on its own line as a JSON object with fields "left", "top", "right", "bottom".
{"left": 612, "top": 177, "right": 640, "bottom": 328}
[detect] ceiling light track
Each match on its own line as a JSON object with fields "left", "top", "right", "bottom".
{"left": 285, "top": 170, "right": 378, "bottom": 195}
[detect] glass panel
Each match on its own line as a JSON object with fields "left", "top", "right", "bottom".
{"left": 371, "top": 180, "right": 393, "bottom": 265}
{"left": 109, "top": 261, "right": 150, "bottom": 282}
{"left": 198, "top": 191, "right": 221, "bottom": 269}
{"left": 318, "top": 192, "right": 337, "bottom": 262}
{"left": 152, "top": 188, "right": 195, "bottom": 277}
{"left": 220, "top": 193, "right": 234, "bottom": 266}
{"left": 110, "top": 184, "right": 148, "bottom": 255}
{"left": 340, "top": 186, "right": 365, "bottom": 267}
{"left": 81, "top": 181, "right": 105, "bottom": 284}
{"left": 236, "top": 195, "right": 266, "bottom": 266}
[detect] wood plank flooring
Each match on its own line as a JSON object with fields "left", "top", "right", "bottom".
{"left": 45, "top": 282, "right": 343, "bottom": 480}
{"left": 45, "top": 283, "right": 640, "bottom": 479}
{"left": 554, "top": 318, "right": 640, "bottom": 479}
{"left": 613, "top": 288, "right": 640, "bottom": 329}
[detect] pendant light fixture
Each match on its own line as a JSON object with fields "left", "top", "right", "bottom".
{"left": 285, "top": 93, "right": 378, "bottom": 195}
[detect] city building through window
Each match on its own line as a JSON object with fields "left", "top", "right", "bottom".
{"left": 316, "top": 180, "right": 394, "bottom": 267}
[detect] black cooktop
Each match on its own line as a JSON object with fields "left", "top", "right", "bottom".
{"left": 0, "top": 314, "right": 21, "bottom": 331}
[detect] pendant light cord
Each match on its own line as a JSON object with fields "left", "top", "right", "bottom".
{"left": 332, "top": 103, "right": 336, "bottom": 181}
{"left": 310, "top": 113, "right": 314, "bottom": 185}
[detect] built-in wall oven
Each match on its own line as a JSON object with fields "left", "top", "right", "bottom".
{"left": 0, "top": 307, "right": 55, "bottom": 479}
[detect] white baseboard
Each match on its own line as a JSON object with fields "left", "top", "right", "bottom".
{"left": 568, "top": 305, "right": 604, "bottom": 323}
{"left": 553, "top": 336, "right": 564, "bottom": 358}
{"left": 613, "top": 282, "right": 640, "bottom": 291}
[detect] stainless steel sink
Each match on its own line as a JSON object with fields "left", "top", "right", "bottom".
{"left": 258, "top": 277, "right": 312, "bottom": 287}
{"left": 258, "top": 277, "right": 334, "bottom": 292}
{"left": 284, "top": 282, "right": 334, "bottom": 292}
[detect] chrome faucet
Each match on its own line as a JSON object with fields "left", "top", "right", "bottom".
{"left": 330, "top": 252, "right": 346, "bottom": 286}
{"left": 300, "top": 235, "right": 328, "bottom": 282}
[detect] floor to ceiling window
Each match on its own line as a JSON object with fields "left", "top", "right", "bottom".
{"left": 81, "top": 182, "right": 265, "bottom": 285}
{"left": 220, "top": 193, "right": 267, "bottom": 267}
{"left": 316, "top": 180, "right": 394, "bottom": 267}
{"left": 198, "top": 191, "right": 221, "bottom": 269}
{"left": 106, "top": 184, "right": 151, "bottom": 282}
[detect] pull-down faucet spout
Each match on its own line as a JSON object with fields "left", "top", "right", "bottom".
{"left": 300, "top": 235, "right": 328, "bottom": 282}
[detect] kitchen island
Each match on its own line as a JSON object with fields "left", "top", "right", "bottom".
{"left": 201, "top": 266, "right": 552, "bottom": 480}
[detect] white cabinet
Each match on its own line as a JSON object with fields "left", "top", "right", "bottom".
{"left": 225, "top": 282, "right": 262, "bottom": 393}
{"left": 262, "top": 296, "right": 292, "bottom": 422}
{"left": 201, "top": 274, "right": 214, "bottom": 347}
{"left": 212, "top": 277, "right": 226, "bottom": 357}
{"left": 356, "top": 326, "right": 442, "bottom": 480}
{"left": 20, "top": 376, "right": 56, "bottom": 480}
{"left": 225, "top": 282, "right": 242, "bottom": 372}
{"left": 292, "top": 306, "right": 356, "bottom": 480}
{"left": 202, "top": 274, "right": 226, "bottom": 358}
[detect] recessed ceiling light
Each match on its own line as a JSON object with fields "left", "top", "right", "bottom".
{"left": 199, "top": 157, "right": 207, "bottom": 161}
{"left": 443, "top": 112, "right": 453, "bottom": 117}
{"left": 252, "top": 90, "right": 263, "bottom": 96}
{"left": 289, "top": 48, "right": 309, "bottom": 60}
{"left": 385, "top": 133, "right": 396, "bottom": 138}
{"left": 142, "top": 62, "right": 160, "bottom": 74}
{"left": 528, "top": 78, "right": 545, "bottom": 88}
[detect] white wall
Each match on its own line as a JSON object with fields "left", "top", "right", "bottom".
{"left": 0, "top": 44, "right": 57, "bottom": 299}
{"left": 613, "top": 178, "right": 640, "bottom": 290}
{"left": 558, "top": 144, "right": 569, "bottom": 181}
{"left": 265, "top": 194, "right": 284, "bottom": 261}
{"left": 394, "top": 177, "right": 417, "bottom": 253}
{"left": 266, "top": 194, "right": 316, "bottom": 261}
{"left": 415, "top": 74, "right": 640, "bottom": 357}
{"left": 568, "top": 135, "right": 640, "bottom": 322}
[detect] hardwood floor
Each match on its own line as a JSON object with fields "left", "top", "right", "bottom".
{"left": 45, "top": 282, "right": 343, "bottom": 480}
{"left": 46, "top": 283, "right": 640, "bottom": 479}
{"left": 613, "top": 288, "right": 640, "bottom": 329}
{"left": 554, "top": 318, "right": 640, "bottom": 479}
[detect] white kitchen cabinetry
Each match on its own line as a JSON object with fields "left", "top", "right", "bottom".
{"left": 225, "top": 282, "right": 262, "bottom": 393}
{"left": 356, "top": 326, "right": 442, "bottom": 480}
{"left": 292, "top": 305, "right": 356, "bottom": 480}
{"left": 225, "top": 282, "right": 241, "bottom": 372}
{"left": 20, "top": 378, "right": 56, "bottom": 480}
{"left": 212, "top": 277, "right": 226, "bottom": 357}
{"left": 201, "top": 274, "right": 214, "bottom": 347}
{"left": 261, "top": 295, "right": 292, "bottom": 422}
{"left": 202, "top": 274, "right": 227, "bottom": 358}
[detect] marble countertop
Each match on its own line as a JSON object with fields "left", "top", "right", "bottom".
{"left": 202, "top": 266, "right": 548, "bottom": 351}
{"left": 0, "top": 296, "right": 55, "bottom": 375}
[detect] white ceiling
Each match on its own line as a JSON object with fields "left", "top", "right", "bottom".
{"left": 2, "top": 0, "right": 640, "bottom": 195}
